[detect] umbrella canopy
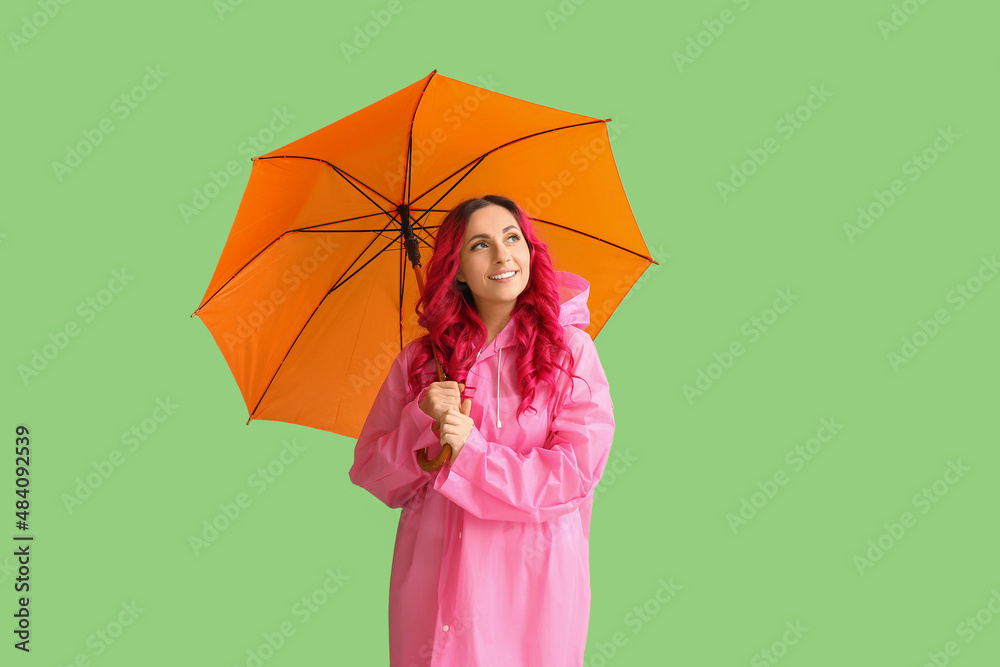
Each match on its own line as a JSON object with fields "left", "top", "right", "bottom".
{"left": 191, "top": 70, "right": 656, "bottom": 439}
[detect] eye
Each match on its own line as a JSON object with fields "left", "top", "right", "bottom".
{"left": 471, "top": 233, "right": 520, "bottom": 250}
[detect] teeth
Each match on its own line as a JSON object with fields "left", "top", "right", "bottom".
{"left": 489, "top": 271, "right": 515, "bottom": 280}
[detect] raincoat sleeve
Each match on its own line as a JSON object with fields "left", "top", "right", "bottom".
{"left": 349, "top": 342, "right": 442, "bottom": 509}
{"left": 431, "top": 329, "right": 615, "bottom": 523}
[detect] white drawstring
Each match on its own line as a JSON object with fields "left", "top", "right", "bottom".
{"left": 496, "top": 346, "right": 502, "bottom": 428}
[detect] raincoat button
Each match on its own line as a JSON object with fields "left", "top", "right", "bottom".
{"left": 443, "top": 624, "right": 449, "bottom": 632}
{"left": 458, "top": 531, "right": 462, "bottom": 539}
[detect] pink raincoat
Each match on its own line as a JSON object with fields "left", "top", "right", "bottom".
{"left": 349, "top": 270, "right": 615, "bottom": 666}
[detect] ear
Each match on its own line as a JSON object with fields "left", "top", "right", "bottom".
{"left": 456, "top": 271, "right": 465, "bottom": 283}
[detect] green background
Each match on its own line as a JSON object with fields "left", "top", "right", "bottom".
{"left": 3, "top": 0, "right": 998, "bottom": 664}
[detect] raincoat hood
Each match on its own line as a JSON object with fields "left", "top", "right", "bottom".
{"left": 486, "top": 269, "right": 592, "bottom": 353}
{"left": 553, "top": 269, "right": 593, "bottom": 331}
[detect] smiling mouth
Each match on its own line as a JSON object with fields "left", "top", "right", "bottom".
{"left": 488, "top": 271, "right": 517, "bottom": 280}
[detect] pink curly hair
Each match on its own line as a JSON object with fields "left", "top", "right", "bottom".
{"left": 406, "top": 194, "right": 579, "bottom": 426}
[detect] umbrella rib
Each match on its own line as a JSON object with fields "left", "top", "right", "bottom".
{"left": 298, "top": 227, "right": 403, "bottom": 237}
{"left": 411, "top": 225, "right": 438, "bottom": 249}
{"left": 325, "top": 218, "right": 402, "bottom": 295}
{"left": 328, "top": 234, "right": 405, "bottom": 294}
{"left": 248, "top": 233, "right": 403, "bottom": 421}
{"left": 404, "top": 209, "right": 450, "bottom": 238}
{"left": 194, "top": 236, "right": 286, "bottom": 314}
{"left": 194, "top": 162, "right": 409, "bottom": 314}
{"left": 410, "top": 155, "right": 488, "bottom": 229}
{"left": 192, "top": 215, "right": 403, "bottom": 315}
{"left": 408, "top": 119, "right": 609, "bottom": 209}
{"left": 532, "top": 217, "right": 659, "bottom": 264}
{"left": 404, "top": 70, "right": 439, "bottom": 207}
{"left": 292, "top": 211, "right": 394, "bottom": 232}
{"left": 405, "top": 135, "right": 413, "bottom": 208}
{"left": 255, "top": 154, "right": 395, "bottom": 214}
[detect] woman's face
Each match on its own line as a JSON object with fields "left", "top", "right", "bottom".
{"left": 456, "top": 204, "right": 530, "bottom": 310}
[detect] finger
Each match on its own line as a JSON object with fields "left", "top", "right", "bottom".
{"left": 442, "top": 409, "right": 468, "bottom": 428}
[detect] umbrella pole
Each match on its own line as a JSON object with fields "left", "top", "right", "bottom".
{"left": 401, "top": 207, "right": 453, "bottom": 472}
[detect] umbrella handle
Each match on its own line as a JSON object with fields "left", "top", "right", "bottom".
{"left": 416, "top": 339, "right": 455, "bottom": 471}
{"left": 417, "top": 443, "right": 452, "bottom": 471}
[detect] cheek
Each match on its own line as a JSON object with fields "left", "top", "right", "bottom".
{"left": 518, "top": 250, "right": 531, "bottom": 271}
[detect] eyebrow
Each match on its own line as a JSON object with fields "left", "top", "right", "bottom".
{"left": 468, "top": 225, "right": 520, "bottom": 244}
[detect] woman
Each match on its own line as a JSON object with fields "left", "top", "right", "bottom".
{"left": 349, "top": 194, "right": 615, "bottom": 666}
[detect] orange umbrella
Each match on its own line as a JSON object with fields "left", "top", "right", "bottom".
{"left": 191, "top": 70, "right": 656, "bottom": 467}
